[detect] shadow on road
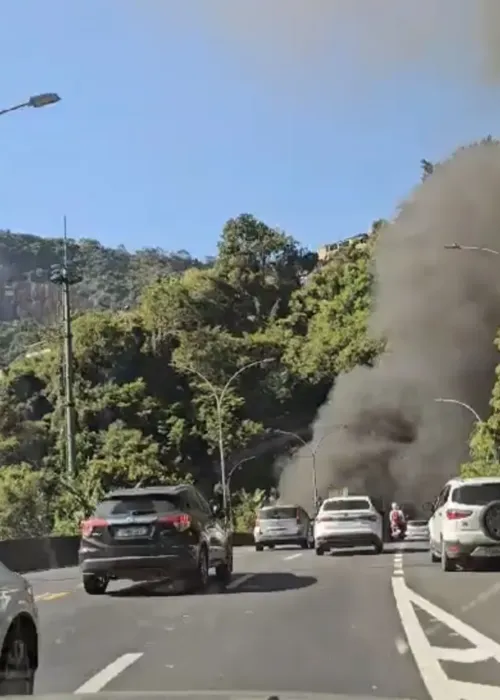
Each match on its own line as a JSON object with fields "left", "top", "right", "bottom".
{"left": 109, "top": 572, "right": 317, "bottom": 597}
{"left": 226, "top": 572, "right": 317, "bottom": 594}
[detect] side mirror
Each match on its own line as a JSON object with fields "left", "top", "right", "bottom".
{"left": 422, "top": 501, "right": 434, "bottom": 514}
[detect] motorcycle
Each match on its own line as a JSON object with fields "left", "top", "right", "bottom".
{"left": 390, "top": 521, "right": 407, "bottom": 541}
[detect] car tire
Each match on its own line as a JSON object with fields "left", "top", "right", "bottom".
{"left": 430, "top": 542, "right": 440, "bottom": 563}
{"left": 268, "top": 544, "right": 275, "bottom": 550}
{"left": 83, "top": 574, "right": 108, "bottom": 595}
{"left": 215, "top": 548, "right": 233, "bottom": 586}
{"left": 0, "top": 619, "right": 36, "bottom": 696}
{"left": 300, "top": 539, "right": 309, "bottom": 549}
{"left": 441, "top": 542, "right": 457, "bottom": 572}
{"left": 255, "top": 544, "right": 264, "bottom": 552}
{"left": 373, "top": 540, "right": 384, "bottom": 554}
{"left": 315, "top": 546, "right": 325, "bottom": 556}
{"left": 191, "top": 547, "right": 209, "bottom": 592}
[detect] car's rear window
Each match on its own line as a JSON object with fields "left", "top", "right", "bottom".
{"left": 452, "top": 483, "right": 500, "bottom": 506}
{"left": 322, "top": 499, "right": 371, "bottom": 511}
{"left": 94, "top": 494, "right": 180, "bottom": 518}
{"left": 259, "top": 507, "right": 297, "bottom": 520}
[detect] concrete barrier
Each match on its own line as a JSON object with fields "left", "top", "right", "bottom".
{"left": 0, "top": 531, "right": 255, "bottom": 574}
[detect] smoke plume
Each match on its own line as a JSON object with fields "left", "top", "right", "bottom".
{"left": 191, "top": 0, "right": 500, "bottom": 87}
{"left": 279, "top": 141, "right": 500, "bottom": 510}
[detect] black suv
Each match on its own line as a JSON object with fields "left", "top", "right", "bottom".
{"left": 78, "top": 484, "right": 233, "bottom": 595}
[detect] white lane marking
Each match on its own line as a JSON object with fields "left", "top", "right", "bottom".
{"left": 392, "top": 577, "right": 453, "bottom": 699}
{"left": 392, "top": 575, "right": 500, "bottom": 699}
{"left": 74, "top": 653, "right": 143, "bottom": 694}
{"left": 283, "top": 553, "right": 302, "bottom": 561}
{"left": 226, "top": 573, "right": 254, "bottom": 591}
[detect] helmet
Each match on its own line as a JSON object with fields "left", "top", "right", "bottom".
{"left": 391, "top": 502, "right": 398, "bottom": 510}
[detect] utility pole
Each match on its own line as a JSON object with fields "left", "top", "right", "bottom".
{"left": 49, "top": 217, "right": 82, "bottom": 478}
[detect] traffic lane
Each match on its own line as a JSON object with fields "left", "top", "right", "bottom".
{"left": 25, "top": 565, "right": 81, "bottom": 600}
{"left": 34, "top": 548, "right": 264, "bottom": 693}
{"left": 102, "top": 549, "right": 428, "bottom": 698}
{"left": 404, "top": 549, "right": 500, "bottom": 645}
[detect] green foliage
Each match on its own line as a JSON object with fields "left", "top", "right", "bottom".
{"left": 232, "top": 488, "right": 266, "bottom": 533}
{"left": 462, "top": 327, "right": 500, "bottom": 478}
{"left": 0, "top": 214, "right": 380, "bottom": 537}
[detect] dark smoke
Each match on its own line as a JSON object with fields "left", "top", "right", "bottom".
{"left": 279, "top": 141, "right": 500, "bottom": 511}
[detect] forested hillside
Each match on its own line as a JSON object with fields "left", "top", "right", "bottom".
{"left": 0, "top": 229, "right": 209, "bottom": 364}
{"left": 0, "top": 214, "right": 381, "bottom": 537}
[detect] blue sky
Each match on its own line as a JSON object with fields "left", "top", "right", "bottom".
{"left": 0, "top": 0, "right": 499, "bottom": 259}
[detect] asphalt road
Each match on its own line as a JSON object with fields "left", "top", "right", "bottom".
{"left": 24, "top": 541, "right": 500, "bottom": 699}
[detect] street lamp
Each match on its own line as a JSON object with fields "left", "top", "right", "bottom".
{"left": 226, "top": 455, "right": 256, "bottom": 524}
{"left": 175, "top": 358, "right": 274, "bottom": 516}
{"left": 434, "top": 397, "right": 483, "bottom": 423}
{"left": 0, "top": 93, "right": 61, "bottom": 118}
{"left": 49, "top": 217, "right": 82, "bottom": 479}
{"left": 275, "top": 426, "right": 349, "bottom": 510}
{"left": 275, "top": 430, "right": 329, "bottom": 509}
{"left": 444, "top": 243, "right": 500, "bottom": 256}
{"left": 434, "top": 397, "right": 498, "bottom": 462}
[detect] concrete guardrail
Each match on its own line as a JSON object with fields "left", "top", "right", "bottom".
{"left": 0, "top": 532, "right": 256, "bottom": 574}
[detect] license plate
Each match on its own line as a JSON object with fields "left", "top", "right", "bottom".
{"left": 115, "top": 526, "right": 148, "bottom": 538}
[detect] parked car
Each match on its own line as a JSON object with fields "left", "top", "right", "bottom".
{"left": 253, "top": 505, "right": 314, "bottom": 551}
{"left": 427, "top": 476, "right": 500, "bottom": 572}
{"left": 79, "top": 484, "right": 233, "bottom": 594}
{"left": 314, "top": 495, "right": 384, "bottom": 555}
{"left": 0, "top": 561, "right": 38, "bottom": 695}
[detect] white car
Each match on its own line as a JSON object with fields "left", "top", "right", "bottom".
{"left": 314, "top": 495, "right": 384, "bottom": 556}
{"left": 0, "top": 561, "right": 39, "bottom": 694}
{"left": 253, "top": 505, "right": 314, "bottom": 551}
{"left": 427, "top": 476, "right": 500, "bottom": 572}
{"left": 405, "top": 519, "right": 430, "bottom": 542}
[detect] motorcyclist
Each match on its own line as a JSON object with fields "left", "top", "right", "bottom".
{"left": 389, "top": 502, "right": 406, "bottom": 534}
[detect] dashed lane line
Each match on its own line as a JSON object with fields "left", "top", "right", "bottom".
{"left": 74, "top": 652, "right": 143, "bottom": 694}
{"left": 283, "top": 552, "right": 302, "bottom": 561}
{"left": 393, "top": 550, "right": 404, "bottom": 578}
{"left": 35, "top": 591, "right": 71, "bottom": 602}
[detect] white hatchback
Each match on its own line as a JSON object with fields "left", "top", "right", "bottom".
{"left": 427, "top": 476, "right": 500, "bottom": 572}
{"left": 313, "top": 495, "right": 384, "bottom": 556}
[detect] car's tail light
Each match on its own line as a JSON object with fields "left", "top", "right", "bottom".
{"left": 158, "top": 513, "right": 192, "bottom": 532}
{"left": 81, "top": 518, "right": 108, "bottom": 537}
{"left": 446, "top": 509, "right": 473, "bottom": 520}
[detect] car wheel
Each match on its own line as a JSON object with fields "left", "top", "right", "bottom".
{"left": 430, "top": 542, "right": 440, "bottom": 563}
{"left": 191, "top": 547, "right": 209, "bottom": 592}
{"left": 83, "top": 574, "right": 108, "bottom": 595}
{"left": 315, "top": 546, "right": 325, "bottom": 556}
{"left": 0, "top": 619, "right": 36, "bottom": 696}
{"left": 255, "top": 544, "right": 264, "bottom": 552}
{"left": 300, "top": 539, "right": 309, "bottom": 549}
{"left": 373, "top": 540, "right": 384, "bottom": 554}
{"left": 268, "top": 544, "right": 275, "bottom": 550}
{"left": 441, "top": 542, "right": 457, "bottom": 572}
{"left": 215, "top": 548, "right": 233, "bottom": 585}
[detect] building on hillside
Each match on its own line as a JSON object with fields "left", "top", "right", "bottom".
{"left": 317, "top": 233, "right": 370, "bottom": 263}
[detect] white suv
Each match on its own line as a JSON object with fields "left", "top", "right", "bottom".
{"left": 314, "top": 495, "right": 384, "bottom": 555}
{"left": 427, "top": 476, "right": 500, "bottom": 572}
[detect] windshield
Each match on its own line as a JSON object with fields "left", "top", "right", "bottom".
{"left": 259, "top": 507, "right": 297, "bottom": 520}
{"left": 322, "top": 499, "right": 371, "bottom": 511}
{"left": 94, "top": 495, "right": 180, "bottom": 517}
{"left": 452, "top": 483, "right": 500, "bottom": 505}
